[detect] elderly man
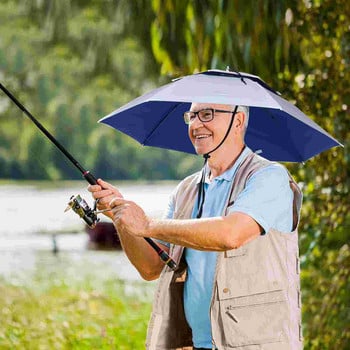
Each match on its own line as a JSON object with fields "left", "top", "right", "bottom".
{"left": 88, "top": 103, "right": 303, "bottom": 350}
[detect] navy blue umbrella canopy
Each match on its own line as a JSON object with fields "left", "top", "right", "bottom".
{"left": 100, "top": 70, "right": 342, "bottom": 162}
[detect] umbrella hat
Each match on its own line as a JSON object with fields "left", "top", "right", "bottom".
{"left": 99, "top": 69, "right": 342, "bottom": 162}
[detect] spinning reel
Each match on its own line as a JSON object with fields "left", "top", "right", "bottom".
{"left": 64, "top": 194, "right": 108, "bottom": 228}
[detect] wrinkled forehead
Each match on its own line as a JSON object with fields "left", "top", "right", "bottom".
{"left": 190, "top": 102, "right": 234, "bottom": 111}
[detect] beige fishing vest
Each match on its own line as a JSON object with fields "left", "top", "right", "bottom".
{"left": 146, "top": 152, "right": 303, "bottom": 350}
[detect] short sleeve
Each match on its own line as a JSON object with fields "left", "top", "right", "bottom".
{"left": 162, "top": 190, "right": 175, "bottom": 219}
{"left": 228, "top": 164, "right": 294, "bottom": 234}
{"left": 153, "top": 187, "right": 175, "bottom": 248}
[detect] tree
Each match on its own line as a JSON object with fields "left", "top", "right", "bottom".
{"left": 149, "top": 0, "right": 303, "bottom": 80}
{"left": 0, "top": 0, "right": 201, "bottom": 180}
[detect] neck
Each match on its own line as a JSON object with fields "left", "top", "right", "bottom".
{"left": 207, "top": 143, "right": 245, "bottom": 179}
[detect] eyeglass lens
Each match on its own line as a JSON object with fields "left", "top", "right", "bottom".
{"left": 184, "top": 109, "right": 213, "bottom": 124}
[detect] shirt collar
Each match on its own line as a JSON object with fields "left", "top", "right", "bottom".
{"left": 196, "top": 146, "right": 253, "bottom": 184}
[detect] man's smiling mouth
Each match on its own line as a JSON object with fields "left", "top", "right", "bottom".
{"left": 194, "top": 134, "right": 211, "bottom": 140}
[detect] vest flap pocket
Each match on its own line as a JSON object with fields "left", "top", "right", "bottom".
{"left": 218, "top": 280, "right": 284, "bottom": 300}
{"left": 223, "top": 289, "right": 286, "bottom": 307}
{"left": 225, "top": 246, "right": 247, "bottom": 257}
{"left": 220, "top": 290, "right": 288, "bottom": 347}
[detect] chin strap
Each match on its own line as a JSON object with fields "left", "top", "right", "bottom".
{"left": 196, "top": 153, "right": 210, "bottom": 218}
{"left": 196, "top": 105, "right": 238, "bottom": 218}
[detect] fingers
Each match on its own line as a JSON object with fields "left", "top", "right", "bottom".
{"left": 87, "top": 179, "right": 123, "bottom": 201}
{"left": 110, "top": 197, "right": 132, "bottom": 218}
{"left": 95, "top": 193, "right": 114, "bottom": 207}
{"left": 87, "top": 178, "right": 115, "bottom": 192}
{"left": 97, "top": 178, "right": 115, "bottom": 190}
{"left": 110, "top": 204, "right": 127, "bottom": 221}
{"left": 109, "top": 197, "right": 128, "bottom": 225}
{"left": 110, "top": 197, "right": 127, "bottom": 208}
{"left": 87, "top": 184, "right": 102, "bottom": 192}
{"left": 88, "top": 187, "right": 113, "bottom": 202}
{"left": 109, "top": 198, "right": 148, "bottom": 237}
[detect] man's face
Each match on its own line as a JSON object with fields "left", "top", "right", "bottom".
{"left": 188, "top": 102, "right": 235, "bottom": 155}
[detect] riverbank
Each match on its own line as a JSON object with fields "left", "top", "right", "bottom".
{"left": 0, "top": 253, "right": 155, "bottom": 349}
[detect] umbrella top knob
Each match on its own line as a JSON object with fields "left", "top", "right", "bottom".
{"left": 223, "top": 66, "right": 247, "bottom": 85}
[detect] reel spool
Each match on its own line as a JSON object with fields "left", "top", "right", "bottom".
{"left": 65, "top": 194, "right": 100, "bottom": 228}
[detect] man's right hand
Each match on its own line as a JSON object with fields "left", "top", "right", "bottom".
{"left": 88, "top": 178, "right": 165, "bottom": 280}
{"left": 87, "top": 179, "right": 123, "bottom": 219}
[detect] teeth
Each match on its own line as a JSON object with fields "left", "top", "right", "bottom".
{"left": 195, "top": 135, "right": 210, "bottom": 139}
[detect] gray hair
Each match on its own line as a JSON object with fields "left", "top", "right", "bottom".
{"left": 236, "top": 105, "right": 249, "bottom": 129}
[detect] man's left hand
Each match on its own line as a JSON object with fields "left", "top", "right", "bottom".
{"left": 109, "top": 197, "right": 151, "bottom": 238}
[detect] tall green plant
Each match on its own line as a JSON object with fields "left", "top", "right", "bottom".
{"left": 150, "top": 0, "right": 302, "bottom": 79}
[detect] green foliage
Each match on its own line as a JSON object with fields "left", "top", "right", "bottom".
{"left": 290, "top": 2, "right": 350, "bottom": 348}
{"left": 0, "top": 277, "right": 152, "bottom": 349}
{"left": 301, "top": 245, "right": 350, "bottom": 349}
{"left": 0, "top": 0, "right": 201, "bottom": 181}
{"left": 150, "top": 0, "right": 303, "bottom": 78}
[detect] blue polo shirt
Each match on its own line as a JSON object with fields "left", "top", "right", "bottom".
{"left": 163, "top": 147, "right": 294, "bottom": 348}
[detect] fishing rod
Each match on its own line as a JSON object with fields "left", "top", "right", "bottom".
{"left": 0, "top": 82, "right": 177, "bottom": 271}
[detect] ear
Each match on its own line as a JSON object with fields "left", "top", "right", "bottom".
{"left": 235, "top": 111, "right": 245, "bottom": 130}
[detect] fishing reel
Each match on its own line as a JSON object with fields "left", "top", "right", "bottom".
{"left": 64, "top": 194, "right": 106, "bottom": 228}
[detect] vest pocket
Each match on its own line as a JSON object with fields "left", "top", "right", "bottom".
{"left": 225, "top": 246, "right": 247, "bottom": 257}
{"left": 220, "top": 289, "right": 288, "bottom": 347}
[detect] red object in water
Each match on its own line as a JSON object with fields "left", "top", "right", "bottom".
{"left": 85, "top": 222, "right": 121, "bottom": 250}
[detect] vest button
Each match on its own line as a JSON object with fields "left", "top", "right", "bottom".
{"left": 223, "top": 288, "right": 229, "bottom": 293}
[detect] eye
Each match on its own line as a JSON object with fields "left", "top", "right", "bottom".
{"left": 200, "top": 109, "right": 212, "bottom": 119}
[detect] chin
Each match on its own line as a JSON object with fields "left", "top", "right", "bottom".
{"left": 194, "top": 147, "right": 208, "bottom": 156}
{"left": 192, "top": 141, "right": 212, "bottom": 156}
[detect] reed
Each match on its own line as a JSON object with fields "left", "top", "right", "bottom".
{"left": 0, "top": 274, "right": 154, "bottom": 349}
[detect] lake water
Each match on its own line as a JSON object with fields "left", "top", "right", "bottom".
{"left": 0, "top": 180, "right": 177, "bottom": 284}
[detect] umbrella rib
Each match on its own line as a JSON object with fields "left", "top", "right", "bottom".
{"left": 142, "top": 102, "right": 185, "bottom": 146}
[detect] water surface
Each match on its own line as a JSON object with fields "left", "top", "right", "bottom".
{"left": 0, "top": 180, "right": 177, "bottom": 283}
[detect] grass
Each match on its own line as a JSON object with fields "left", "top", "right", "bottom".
{"left": 0, "top": 273, "right": 154, "bottom": 349}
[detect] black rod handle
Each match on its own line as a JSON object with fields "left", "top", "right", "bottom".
{"left": 145, "top": 237, "right": 177, "bottom": 270}
{"left": 83, "top": 171, "right": 98, "bottom": 185}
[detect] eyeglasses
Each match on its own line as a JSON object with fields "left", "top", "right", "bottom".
{"left": 183, "top": 108, "right": 234, "bottom": 125}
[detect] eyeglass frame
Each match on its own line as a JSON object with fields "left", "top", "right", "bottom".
{"left": 183, "top": 108, "right": 235, "bottom": 125}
